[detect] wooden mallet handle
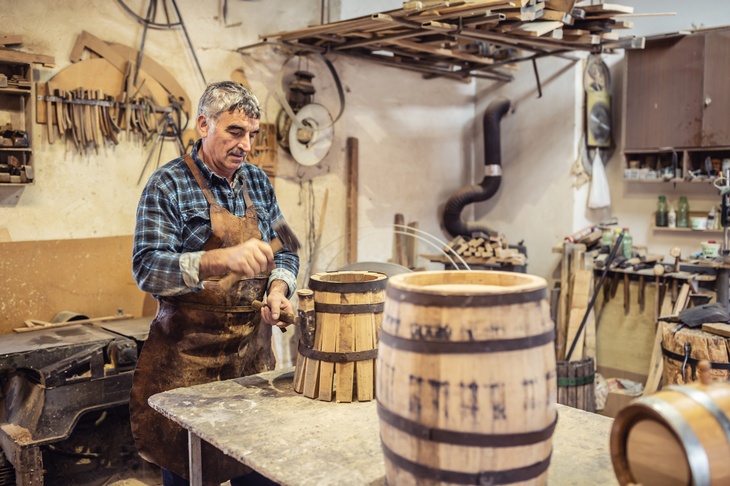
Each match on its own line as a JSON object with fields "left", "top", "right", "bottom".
{"left": 252, "top": 300, "right": 297, "bottom": 325}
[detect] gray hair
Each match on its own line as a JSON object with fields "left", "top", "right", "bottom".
{"left": 197, "top": 81, "right": 262, "bottom": 129}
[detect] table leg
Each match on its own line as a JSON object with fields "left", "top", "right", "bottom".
{"left": 188, "top": 431, "right": 203, "bottom": 486}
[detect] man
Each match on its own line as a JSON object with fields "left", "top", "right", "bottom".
{"left": 130, "top": 81, "right": 299, "bottom": 486}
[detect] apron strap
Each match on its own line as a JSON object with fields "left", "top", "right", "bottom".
{"left": 184, "top": 153, "right": 255, "bottom": 210}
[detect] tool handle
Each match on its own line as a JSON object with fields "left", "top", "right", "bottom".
{"left": 218, "top": 238, "right": 284, "bottom": 290}
{"left": 252, "top": 300, "right": 297, "bottom": 325}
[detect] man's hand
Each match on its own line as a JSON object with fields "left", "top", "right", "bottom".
{"left": 261, "top": 281, "right": 293, "bottom": 328}
{"left": 226, "top": 239, "right": 276, "bottom": 277}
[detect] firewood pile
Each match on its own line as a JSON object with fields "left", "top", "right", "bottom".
{"left": 444, "top": 234, "right": 526, "bottom": 266}
{"left": 256, "top": 1, "right": 653, "bottom": 81}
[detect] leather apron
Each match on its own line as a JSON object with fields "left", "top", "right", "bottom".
{"left": 129, "top": 155, "right": 275, "bottom": 484}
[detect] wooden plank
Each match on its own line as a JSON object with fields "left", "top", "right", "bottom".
{"left": 346, "top": 137, "right": 358, "bottom": 265}
{"left": 581, "top": 3, "right": 634, "bottom": 14}
{"left": 14, "top": 314, "right": 133, "bottom": 333}
{"left": 0, "top": 35, "right": 23, "bottom": 47}
{"left": 545, "top": 0, "right": 576, "bottom": 13}
{"left": 510, "top": 20, "right": 563, "bottom": 37}
{"left": 702, "top": 322, "right": 730, "bottom": 339}
{"left": 335, "top": 312, "right": 355, "bottom": 402}
{"left": 317, "top": 312, "right": 338, "bottom": 401}
{"left": 0, "top": 48, "right": 54, "bottom": 66}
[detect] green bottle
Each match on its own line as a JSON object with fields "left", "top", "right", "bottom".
{"left": 655, "top": 196, "right": 668, "bottom": 227}
{"left": 677, "top": 196, "right": 690, "bottom": 228}
{"left": 622, "top": 227, "right": 633, "bottom": 259}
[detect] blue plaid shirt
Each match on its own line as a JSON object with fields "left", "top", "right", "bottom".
{"left": 133, "top": 141, "right": 299, "bottom": 298}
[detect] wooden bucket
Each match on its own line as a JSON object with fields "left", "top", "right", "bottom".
{"left": 660, "top": 322, "right": 730, "bottom": 386}
{"left": 292, "top": 270, "right": 387, "bottom": 402}
{"left": 377, "top": 270, "right": 557, "bottom": 485}
{"left": 556, "top": 358, "right": 595, "bottom": 412}
{"left": 611, "top": 379, "right": 730, "bottom": 485}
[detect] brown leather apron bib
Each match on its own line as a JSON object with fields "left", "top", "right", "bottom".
{"left": 129, "top": 155, "right": 275, "bottom": 484}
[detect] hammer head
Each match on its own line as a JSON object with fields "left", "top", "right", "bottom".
{"left": 273, "top": 219, "right": 301, "bottom": 253}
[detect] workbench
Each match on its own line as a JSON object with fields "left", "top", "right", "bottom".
{"left": 149, "top": 368, "right": 619, "bottom": 486}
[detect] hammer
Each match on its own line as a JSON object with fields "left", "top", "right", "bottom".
{"left": 218, "top": 219, "right": 301, "bottom": 291}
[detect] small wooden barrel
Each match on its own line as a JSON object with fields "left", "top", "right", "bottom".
{"left": 556, "top": 358, "right": 596, "bottom": 412}
{"left": 611, "top": 380, "right": 730, "bottom": 485}
{"left": 661, "top": 322, "right": 730, "bottom": 385}
{"left": 377, "top": 270, "right": 557, "bottom": 485}
{"left": 292, "top": 270, "right": 387, "bottom": 402}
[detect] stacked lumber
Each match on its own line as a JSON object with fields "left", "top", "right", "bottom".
{"left": 555, "top": 242, "right": 596, "bottom": 362}
{"left": 442, "top": 233, "right": 526, "bottom": 266}
{"left": 256, "top": 1, "right": 656, "bottom": 80}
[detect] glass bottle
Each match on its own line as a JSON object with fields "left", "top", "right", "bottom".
{"left": 622, "top": 227, "right": 633, "bottom": 259}
{"left": 600, "top": 227, "right": 613, "bottom": 248}
{"left": 656, "top": 196, "right": 668, "bottom": 227}
{"left": 677, "top": 196, "right": 690, "bottom": 228}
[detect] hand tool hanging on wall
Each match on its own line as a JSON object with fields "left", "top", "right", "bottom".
{"left": 116, "top": 0, "right": 207, "bottom": 86}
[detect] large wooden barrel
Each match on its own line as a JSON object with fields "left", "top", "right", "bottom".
{"left": 611, "top": 379, "right": 730, "bottom": 486}
{"left": 293, "top": 270, "right": 387, "bottom": 402}
{"left": 377, "top": 270, "right": 557, "bottom": 485}
{"left": 660, "top": 322, "right": 730, "bottom": 385}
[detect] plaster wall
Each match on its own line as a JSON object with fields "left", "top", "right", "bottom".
{"left": 0, "top": 0, "right": 474, "bottom": 294}
{"left": 2, "top": 0, "right": 729, "bottom": 292}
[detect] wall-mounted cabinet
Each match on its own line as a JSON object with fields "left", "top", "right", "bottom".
{"left": 623, "top": 28, "right": 730, "bottom": 185}
{"left": 0, "top": 59, "right": 33, "bottom": 186}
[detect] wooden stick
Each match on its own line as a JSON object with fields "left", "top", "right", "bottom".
{"left": 14, "top": 314, "right": 134, "bottom": 333}
{"left": 346, "top": 137, "right": 358, "bottom": 265}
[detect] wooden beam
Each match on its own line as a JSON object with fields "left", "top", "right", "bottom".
{"left": 0, "top": 48, "right": 54, "bottom": 66}
{"left": 346, "top": 137, "right": 359, "bottom": 265}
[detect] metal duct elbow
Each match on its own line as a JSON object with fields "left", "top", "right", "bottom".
{"left": 443, "top": 98, "right": 511, "bottom": 238}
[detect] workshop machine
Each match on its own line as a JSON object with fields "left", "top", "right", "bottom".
{"left": 0, "top": 318, "right": 151, "bottom": 486}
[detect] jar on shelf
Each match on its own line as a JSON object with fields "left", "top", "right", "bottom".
{"left": 677, "top": 196, "right": 690, "bottom": 228}
{"left": 622, "top": 228, "right": 633, "bottom": 259}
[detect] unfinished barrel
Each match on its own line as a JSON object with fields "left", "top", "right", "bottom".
{"left": 293, "top": 270, "right": 387, "bottom": 403}
{"left": 611, "top": 381, "right": 730, "bottom": 486}
{"left": 377, "top": 270, "right": 557, "bottom": 485}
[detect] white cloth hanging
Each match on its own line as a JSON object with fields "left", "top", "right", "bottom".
{"left": 588, "top": 151, "right": 611, "bottom": 209}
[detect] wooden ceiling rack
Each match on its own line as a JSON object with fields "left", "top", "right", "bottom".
{"left": 245, "top": 1, "right": 651, "bottom": 82}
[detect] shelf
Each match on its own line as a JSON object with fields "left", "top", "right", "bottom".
{"left": 652, "top": 226, "right": 723, "bottom": 234}
{"left": 249, "top": 2, "right": 645, "bottom": 82}
{"left": 0, "top": 87, "right": 31, "bottom": 95}
{"left": 0, "top": 147, "right": 31, "bottom": 152}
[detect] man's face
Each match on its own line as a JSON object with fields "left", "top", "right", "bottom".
{"left": 198, "top": 109, "right": 260, "bottom": 180}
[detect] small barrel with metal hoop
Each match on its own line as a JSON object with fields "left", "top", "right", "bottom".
{"left": 292, "top": 270, "right": 387, "bottom": 402}
{"left": 611, "top": 361, "right": 730, "bottom": 486}
{"left": 377, "top": 270, "right": 557, "bottom": 486}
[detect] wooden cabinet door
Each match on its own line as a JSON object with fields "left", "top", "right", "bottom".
{"left": 702, "top": 30, "right": 730, "bottom": 146}
{"left": 625, "top": 36, "right": 704, "bottom": 150}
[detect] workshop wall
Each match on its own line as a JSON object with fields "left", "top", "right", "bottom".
{"left": 0, "top": 0, "right": 474, "bottom": 330}
{"left": 3, "top": 0, "right": 727, "bottom": 333}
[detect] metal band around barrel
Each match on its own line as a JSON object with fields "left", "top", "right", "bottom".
{"left": 308, "top": 278, "right": 387, "bottom": 293}
{"left": 666, "top": 385, "right": 730, "bottom": 445}
{"left": 314, "top": 302, "right": 384, "bottom": 315}
{"left": 661, "top": 347, "right": 730, "bottom": 370}
{"left": 379, "top": 328, "right": 554, "bottom": 354}
{"left": 297, "top": 341, "right": 377, "bottom": 363}
{"left": 386, "top": 285, "right": 546, "bottom": 308}
{"left": 380, "top": 439, "right": 551, "bottom": 485}
{"left": 377, "top": 402, "right": 557, "bottom": 447}
{"left": 557, "top": 374, "right": 595, "bottom": 387}
{"left": 639, "top": 397, "right": 711, "bottom": 486}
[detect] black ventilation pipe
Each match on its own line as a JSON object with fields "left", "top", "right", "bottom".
{"left": 443, "top": 98, "right": 511, "bottom": 238}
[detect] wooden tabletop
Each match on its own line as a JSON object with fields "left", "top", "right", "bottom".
{"left": 149, "top": 368, "right": 619, "bottom": 486}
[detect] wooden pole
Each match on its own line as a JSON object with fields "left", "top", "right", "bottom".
{"left": 346, "top": 137, "right": 358, "bottom": 265}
